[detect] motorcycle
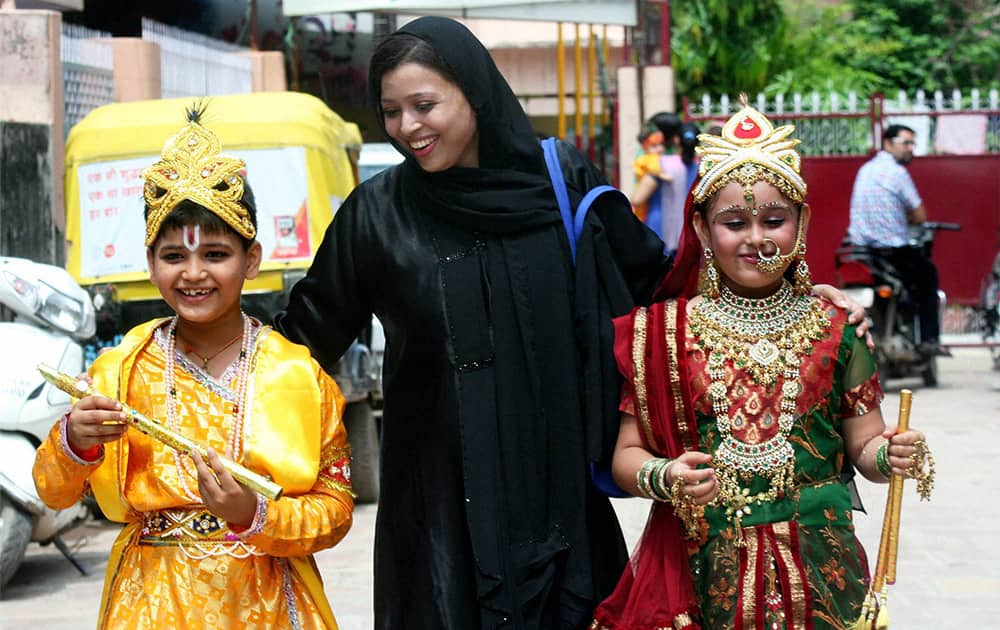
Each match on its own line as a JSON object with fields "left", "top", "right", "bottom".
{"left": 981, "top": 250, "right": 1000, "bottom": 370}
{"left": 834, "top": 222, "right": 961, "bottom": 387}
{"left": 0, "top": 256, "right": 95, "bottom": 590}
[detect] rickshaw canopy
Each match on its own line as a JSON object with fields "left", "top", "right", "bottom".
{"left": 64, "top": 91, "right": 360, "bottom": 297}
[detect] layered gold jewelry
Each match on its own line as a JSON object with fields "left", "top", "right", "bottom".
{"left": 689, "top": 280, "right": 830, "bottom": 545}
{"left": 690, "top": 280, "right": 829, "bottom": 385}
{"left": 906, "top": 439, "right": 935, "bottom": 500}
{"left": 692, "top": 96, "right": 807, "bottom": 205}
{"left": 142, "top": 107, "right": 255, "bottom": 246}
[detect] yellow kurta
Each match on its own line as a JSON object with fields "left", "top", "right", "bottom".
{"left": 33, "top": 319, "right": 354, "bottom": 629}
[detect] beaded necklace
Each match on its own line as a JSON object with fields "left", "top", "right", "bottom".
{"left": 164, "top": 313, "right": 254, "bottom": 503}
{"left": 688, "top": 280, "right": 830, "bottom": 543}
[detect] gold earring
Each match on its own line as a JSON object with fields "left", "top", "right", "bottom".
{"left": 793, "top": 243, "right": 812, "bottom": 296}
{"left": 699, "top": 247, "right": 721, "bottom": 299}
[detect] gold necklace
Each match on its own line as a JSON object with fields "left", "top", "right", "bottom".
{"left": 689, "top": 281, "right": 830, "bottom": 544}
{"left": 179, "top": 331, "right": 243, "bottom": 370}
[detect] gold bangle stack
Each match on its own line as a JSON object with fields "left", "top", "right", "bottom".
{"left": 635, "top": 457, "right": 703, "bottom": 540}
{"left": 636, "top": 457, "right": 674, "bottom": 502}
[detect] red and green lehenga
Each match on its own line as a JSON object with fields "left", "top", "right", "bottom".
{"left": 593, "top": 298, "right": 883, "bottom": 630}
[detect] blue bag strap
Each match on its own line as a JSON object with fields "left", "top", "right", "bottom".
{"left": 543, "top": 138, "right": 632, "bottom": 499}
{"left": 541, "top": 137, "right": 577, "bottom": 261}
{"left": 574, "top": 185, "right": 619, "bottom": 244}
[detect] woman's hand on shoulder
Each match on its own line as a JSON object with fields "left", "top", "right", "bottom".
{"left": 65, "top": 395, "right": 127, "bottom": 452}
{"left": 812, "top": 283, "right": 875, "bottom": 349}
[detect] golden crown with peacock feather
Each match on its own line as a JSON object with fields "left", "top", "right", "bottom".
{"left": 141, "top": 107, "right": 256, "bottom": 246}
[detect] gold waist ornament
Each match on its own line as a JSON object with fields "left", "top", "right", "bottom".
{"left": 139, "top": 508, "right": 264, "bottom": 559}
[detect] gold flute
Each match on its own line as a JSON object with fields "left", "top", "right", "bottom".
{"left": 38, "top": 363, "right": 283, "bottom": 500}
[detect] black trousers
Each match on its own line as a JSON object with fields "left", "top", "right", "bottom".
{"left": 885, "top": 246, "right": 941, "bottom": 342}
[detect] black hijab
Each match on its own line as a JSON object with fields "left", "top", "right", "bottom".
{"left": 370, "top": 16, "right": 562, "bottom": 234}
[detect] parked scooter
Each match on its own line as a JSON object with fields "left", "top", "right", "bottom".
{"left": 0, "top": 257, "right": 95, "bottom": 590}
{"left": 981, "top": 250, "right": 1000, "bottom": 370}
{"left": 834, "top": 222, "right": 960, "bottom": 386}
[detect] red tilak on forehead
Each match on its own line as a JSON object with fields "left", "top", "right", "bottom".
{"left": 183, "top": 225, "right": 201, "bottom": 252}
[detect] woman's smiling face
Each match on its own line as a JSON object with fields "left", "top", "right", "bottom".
{"left": 380, "top": 62, "right": 479, "bottom": 172}
{"left": 693, "top": 180, "right": 808, "bottom": 298}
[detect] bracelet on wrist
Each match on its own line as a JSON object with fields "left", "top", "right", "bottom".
{"left": 875, "top": 441, "right": 892, "bottom": 478}
{"left": 636, "top": 457, "right": 674, "bottom": 502}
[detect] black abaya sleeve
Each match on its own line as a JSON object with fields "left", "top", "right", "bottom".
{"left": 272, "top": 182, "right": 379, "bottom": 374}
{"left": 554, "top": 140, "right": 671, "bottom": 307}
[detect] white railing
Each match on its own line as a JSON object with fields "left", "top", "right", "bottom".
{"left": 684, "top": 89, "right": 1000, "bottom": 156}
{"left": 141, "top": 18, "right": 252, "bottom": 99}
{"left": 689, "top": 89, "right": 1000, "bottom": 118}
{"left": 61, "top": 23, "right": 114, "bottom": 137}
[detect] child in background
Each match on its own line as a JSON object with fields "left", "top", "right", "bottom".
{"left": 33, "top": 107, "right": 354, "bottom": 629}
{"left": 631, "top": 129, "right": 667, "bottom": 222}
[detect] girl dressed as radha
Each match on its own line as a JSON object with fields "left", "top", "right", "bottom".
{"left": 592, "top": 101, "right": 933, "bottom": 630}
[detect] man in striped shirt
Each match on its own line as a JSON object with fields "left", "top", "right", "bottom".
{"left": 848, "top": 124, "right": 943, "bottom": 351}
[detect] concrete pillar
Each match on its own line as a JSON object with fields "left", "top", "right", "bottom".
{"left": 615, "top": 64, "right": 675, "bottom": 198}
{"left": 245, "top": 50, "right": 287, "bottom": 92}
{"left": 105, "top": 38, "right": 161, "bottom": 102}
{"left": 0, "top": 9, "right": 63, "bottom": 264}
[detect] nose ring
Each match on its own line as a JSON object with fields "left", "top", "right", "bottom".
{"left": 756, "top": 238, "right": 789, "bottom": 273}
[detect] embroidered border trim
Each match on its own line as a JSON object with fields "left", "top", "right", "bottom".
{"left": 318, "top": 445, "right": 354, "bottom": 496}
{"left": 664, "top": 301, "right": 694, "bottom": 452}
{"left": 772, "top": 522, "right": 810, "bottom": 628}
{"left": 632, "top": 307, "right": 662, "bottom": 453}
{"left": 59, "top": 413, "right": 104, "bottom": 465}
{"left": 281, "top": 559, "right": 303, "bottom": 630}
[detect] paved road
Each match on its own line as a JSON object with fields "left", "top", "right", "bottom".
{"left": 2, "top": 348, "right": 997, "bottom": 629}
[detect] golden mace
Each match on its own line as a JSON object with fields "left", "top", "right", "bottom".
{"left": 38, "top": 363, "right": 284, "bottom": 500}
{"left": 852, "top": 389, "right": 912, "bottom": 630}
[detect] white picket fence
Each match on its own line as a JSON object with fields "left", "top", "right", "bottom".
{"left": 684, "top": 89, "right": 1000, "bottom": 156}
{"left": 141, "top": 18, "right": 252, "bottom": 100}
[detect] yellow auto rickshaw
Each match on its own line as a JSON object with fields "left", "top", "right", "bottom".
{"left": 64, "top": 91, "right": 360, "bottom": 335}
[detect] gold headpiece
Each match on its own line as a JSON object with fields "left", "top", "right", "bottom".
{"left": 142, "top": 107, "right": 255, "bottom": 246}
{"left": 692, "top": 97, "right": 806, "bottom": 205}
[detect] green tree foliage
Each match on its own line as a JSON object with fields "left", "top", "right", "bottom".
{"left": 670, "top": 0, "right": 1000, "bottom": 101}
{"left": 670, "top": 0, "right": 793, "bottom": 98}
{"left": 835, "top": 0, "right": 1000, "bottom": 92}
